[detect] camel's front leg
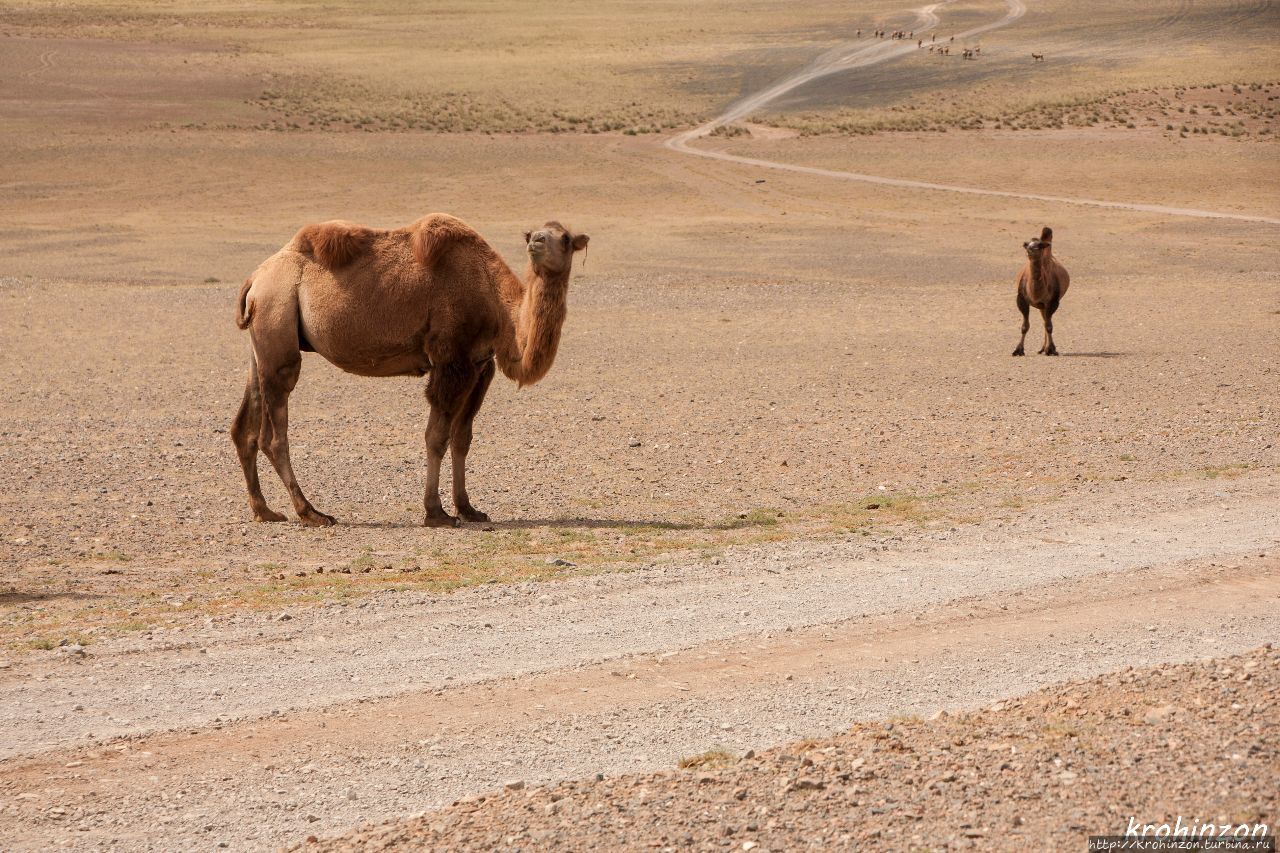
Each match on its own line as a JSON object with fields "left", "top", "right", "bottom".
{"left": 1013, "top": 291, "right": 1030, "bottom": 356}
{"left": 1040, "top": 300, "right": 1060, "bottom": 356}
{"left": 450, "top": 359, "right": 496, "bottom": 523}
{"left": 422, "top": 407, "right": 458, "bottom": 527}
{"left": 423, "top": 359, "right": 481, "bottom": 527}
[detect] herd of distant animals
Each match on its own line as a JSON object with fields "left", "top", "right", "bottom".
{"left": 855, "top": 26, "right": 1046, "bottom": 61}
{"left": 229, "top": 21, "right": 1063, "bottom": 528}
{"left": 230, "top": 217, "right": 1067, "bottom": 527}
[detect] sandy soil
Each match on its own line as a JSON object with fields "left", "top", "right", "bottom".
{"left": 1, "top": 0, "right": 1278, "bottom": 849}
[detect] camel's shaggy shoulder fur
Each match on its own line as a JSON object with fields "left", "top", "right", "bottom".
{"left": 292, "top": 220, "right": 376, "bottom": 269}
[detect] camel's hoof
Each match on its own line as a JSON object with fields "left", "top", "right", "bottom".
{"left": 1045, "top": 349, "right": 1059, "bottom": 356}
{"left": 458, "top": 508, "right": 491, "bottom": 523}
{"left": 424, "top": 512, "right": 460, "bottom": 529}
{"left": 1011, "top": 348, "right": 1024, "bottom": 357}
{"left": 254, "top": 507, "right": 288, "bottom": 523}
{"left": 299, "top": 509, "right": 337, "bottom": 527}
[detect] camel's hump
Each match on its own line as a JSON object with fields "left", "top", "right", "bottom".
{"left": 409, "top": 214, "right": 486, "bottom": 269}
{"left": 293, "top": 220, "right": 377, "bottom": 269}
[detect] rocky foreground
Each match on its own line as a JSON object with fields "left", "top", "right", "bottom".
{"left": 310, "top": 646, "right": 1277, "bottom": 851}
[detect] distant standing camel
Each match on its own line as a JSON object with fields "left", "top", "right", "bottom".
{"left": 232, "top": 215, "right": 589, "bottom": 527}
{"left": 1012, "top": 227, "right": 1070, "bottom": 356}
{"left": 1032, "top": 53, "right": 1045, "bottom": 62}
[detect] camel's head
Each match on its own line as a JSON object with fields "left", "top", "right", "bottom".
{"left": 524, "top": 222, "right": 589, "bottom": 277}
{"left": 1023, "top": 226, "right": 1053, "bottom": 259}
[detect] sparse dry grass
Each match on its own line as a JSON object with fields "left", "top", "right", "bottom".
{"left": 678, "top": 748, "right": 737, "bottom": 770}
{"left": 0, "top": 0, "right": 907, "bottom": 133}
{"left": 2, "top": 493, "right": 973, "bottom": 650}
{"left": 767, "top": 81, "right": 1280, "bottom": 138}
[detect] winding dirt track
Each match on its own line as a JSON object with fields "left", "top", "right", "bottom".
{"left": 666, "top": 0, "right": 1280, "bottom": 226}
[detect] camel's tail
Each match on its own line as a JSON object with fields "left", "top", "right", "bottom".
{"left": 235, "top": 276, "right": 254, "bottom": 330}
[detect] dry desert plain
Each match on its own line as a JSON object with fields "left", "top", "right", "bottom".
{"left": 1, "top": 0, "right": 1278, "bottom": 850}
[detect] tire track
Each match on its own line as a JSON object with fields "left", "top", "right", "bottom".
{"left": 22, "top": 49, "right": 57, "bottom": 82}
{"left": 666, "top": 0, "right": 1280, "bottom": 226}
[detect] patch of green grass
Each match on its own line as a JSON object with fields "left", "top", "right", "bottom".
{"left": 714, "top": 508, "right": 783, "bottom": 530}
{"left": 813, "top": 493, "right": 935, "bottom": 532}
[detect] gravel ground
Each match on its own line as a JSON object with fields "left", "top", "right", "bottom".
{"left": 314, "top": 645, "right": 1279, "bottom": 852}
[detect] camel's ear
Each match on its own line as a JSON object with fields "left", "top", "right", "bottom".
{"left": 1040, "top": 226, "right": 1053, "bottom": 243}
{"left": 572, "top": 234, "right": 589, "bottom": 252}
{"left": 523, "top": 230, "right": 532, "bottom": 244}
{"left": 1022, "top": 241, "right": 1030, "bottom": 249}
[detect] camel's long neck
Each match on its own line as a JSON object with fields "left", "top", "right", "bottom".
{"left": 495, "top": 264, "right": 569, "bottom": 388}
{"left": 1028, "top": 251, "right": 1053, "bottom": 292}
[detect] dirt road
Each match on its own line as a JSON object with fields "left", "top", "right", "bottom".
{"left": 2, "top": 477, "right": 1277, "bottom": 849}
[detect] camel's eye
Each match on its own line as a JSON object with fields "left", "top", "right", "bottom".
{"left": 562, "top": 233, "right": 570, "bottom": 248}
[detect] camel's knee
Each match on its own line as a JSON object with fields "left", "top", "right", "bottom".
{"left": 450, "top": 424, "right": 474, "bottom": 456}
{"left": 424, "top": 428, "right": 449, "bottom": 458}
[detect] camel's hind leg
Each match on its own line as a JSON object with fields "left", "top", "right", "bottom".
{"left": 450, "top": 359, "right": 496, "bottom": 523}
{"left": 230, "top": 357, "right": 287, "bottom": 522}
{"left": 1013, "top": 291, "right": 1030, "bottom": 356}
{"left": 422, "top": 358, "right": 480, "bottom": 528}
{"left": 256, "top": 356, "right": 336, "bottom": 527}
{"left": 246, "top": 280, "right": 335, "bottom": 527}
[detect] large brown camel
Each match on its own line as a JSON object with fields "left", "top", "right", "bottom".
{"left": 231, "top": 214, "right": 588, "bottom": 527}
{"left": 1012, "top": 226, "right": 1070, "bottom": 356}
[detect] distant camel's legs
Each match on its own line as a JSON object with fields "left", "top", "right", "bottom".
{"left": 257, "top": 355, "right": 335, "bottom": 526}
{"left": 1013, "top": 291, "right": 1030, "bottom": 356}
{"left": 1040, "top": 297, "right": 1060, "bottom": 355}
{"left": 423, "top": 358, "right": 479, "bottom": 528}
{"left": 450, "top": 359, "right": 496, "bottom": 523}
{"left": 230, "top": 355, "right": 286, "bottom": 522}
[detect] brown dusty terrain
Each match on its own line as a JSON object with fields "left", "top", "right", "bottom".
{"left": 313, "top": 645, "right": 1279, "bottom": 852}
{"left": 1, "top": 0, "right": 1278, "bottom": 849}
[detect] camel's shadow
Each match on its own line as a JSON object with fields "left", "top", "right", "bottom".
{"left": 0, "top": 591, "right": 108, "bottom": 605}
{"left": 341, "top": 517, "right": 702, "bottom": 531}
{"left": 1061, "top": 351, "right": 1127, "bottom": 359}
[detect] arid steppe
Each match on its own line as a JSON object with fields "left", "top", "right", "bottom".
{"left": 1, "top": 0, "right": 1277, "bottom": 849}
